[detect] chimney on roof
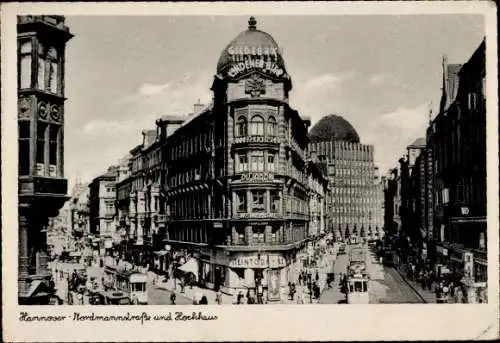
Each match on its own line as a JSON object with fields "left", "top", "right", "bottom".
{"left": 303, "top": 116, "right": 311, "bottom": 129}
{"left": 142, "top": 129, "right": 157, "bottom": 148}
{"left": 193, "top": 99, "right": 204, "bottom": 114}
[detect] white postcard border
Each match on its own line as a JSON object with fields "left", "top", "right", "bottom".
{"left": 2, "top": 2, "right": 499, "bottom": 342}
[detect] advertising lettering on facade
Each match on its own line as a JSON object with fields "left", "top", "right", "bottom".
{"left": 233, "top": 136, "right": 280, "bottom": 144}
{"left": 229, "top": 255, "right": 268, "bottom": 268}
{"left": 225, "top": 45, "right": 285, "bottom": 79}
{"left": 268, "top": 254, "right": 287, "bottom": 268}
{"left": 235, "top": 212, "right": 280, "bottom": 220}
{"left": 240, "top": 172, "right": 274, "bottom": 183}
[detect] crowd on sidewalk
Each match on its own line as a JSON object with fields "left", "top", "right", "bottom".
{"left": 397, "top": 257, "right": 481, "bottom": 304}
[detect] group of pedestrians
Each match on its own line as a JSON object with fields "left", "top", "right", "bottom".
{"left": 404, "top": 260, "right": 469, "bottom": 303}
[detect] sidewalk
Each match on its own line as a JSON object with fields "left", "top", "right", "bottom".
{"left": 395, "top": 263, "right": 438, "bottom": 303}
{"left": 151, "top": 275, "right": 234, "bottom": 304}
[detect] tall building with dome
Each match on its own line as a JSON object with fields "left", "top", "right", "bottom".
{"left": 156, "top": 17, "right": 325, "bottom": 301}
{"left": 309, "top": 114, "right": 384, "bottom": 242}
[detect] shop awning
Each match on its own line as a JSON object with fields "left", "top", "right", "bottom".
{"left": 178, "top": 258, "right": 199, "bottom": 280}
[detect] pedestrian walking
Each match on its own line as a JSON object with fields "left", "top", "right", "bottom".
{"left": 199, "top": 295, "right": 208, "bottom": 305}
{"left": 215, "top": 290, "right": 223, "bottom": 305}
{"left": 290, "top": 283, "right": 296, "bottom": 301}
{"left": 237, "top": 291, "right": 244, "bottom": 305}
{"left": 170, "top": 292, "right": 176, "bottom": 305}
{"left": 297, "top": 293, "right": 304, "bottom": 304}
{"left": 298, "top": 274, "right": 302, "bottom": 286}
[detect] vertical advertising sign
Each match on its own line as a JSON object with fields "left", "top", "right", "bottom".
{"left": 464, "top": 251, "right": 474, "bottom": 279}
{"left": 267, "top": 269, "right": 281, "bottom": 301}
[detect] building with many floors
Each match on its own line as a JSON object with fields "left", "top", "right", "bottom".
{"left": 116, "top": 130, "right": 163, "bottom": 267}
{"left": 88, "top": 166, "right": 119, "bottom": 256}
{"left": 153, "top": 17, "right": 327, "bottom": 300}
{"left": 17, "top": 15, "right": 73, "bottom": 304}
{"left": 68, "top": 180, "right": 90, "bottom": 240}
{"left": 308, "top": 114, "right": 384, "bottom": 241}
{"left": 427, "top": 39, "right": 487, "bottom": 290}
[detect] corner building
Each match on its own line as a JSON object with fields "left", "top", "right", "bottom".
{"left": 159, "top": 18, "right": 313, "bottom": 300}
{"left": 309, "top": 115, "right": 384, "bottom": 242}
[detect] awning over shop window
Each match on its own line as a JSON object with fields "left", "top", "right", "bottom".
{"left": 178, "top": 258, "right": 199, "bottom": 281}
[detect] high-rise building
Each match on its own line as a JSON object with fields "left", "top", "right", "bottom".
{"left": 17, "top": 15, "right": 73, "bottom": 304}
{"left": 156, "top": 17, "right": 325, "bottom": 300}
{"left": 308, "top": 114, "right": 384, "bottom": 242}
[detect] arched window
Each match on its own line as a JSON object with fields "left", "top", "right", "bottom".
{"left": 47, "top": 47, "right": 58, "bottom": 93}
{"left": 267, "top": 116, "right": 277, "bottom": 136}
{"left": 250, "top": 115, "right": 264, "bottom": 136}
{"left": 236, "top": 116, "right": 247, "bottom": 137}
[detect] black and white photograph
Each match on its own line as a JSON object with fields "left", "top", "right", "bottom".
{"left": 2, "top": 1, "right": 498, "bottom": 342}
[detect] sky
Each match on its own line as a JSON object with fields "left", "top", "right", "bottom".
{"left": 63, "top": 14, "right": 484, "bottom": 190}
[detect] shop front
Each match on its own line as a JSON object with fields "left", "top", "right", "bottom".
{"left": 195, "top": 248, "right": 293, "bottom": 300}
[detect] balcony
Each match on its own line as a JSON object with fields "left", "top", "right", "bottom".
{"left": 222, "top": 237, "right": 310, "bottom": 251}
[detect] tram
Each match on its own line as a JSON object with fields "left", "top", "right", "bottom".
{"left": 346, "top": 247, "right": 369, "bottom": 304}
{"left": 104, "top": 266, "right": 148, "bottom": 304}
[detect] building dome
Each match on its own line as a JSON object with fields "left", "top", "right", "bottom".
{"left": 216, "top": 17, "right": 286, "bottom": 75}
{"left": 309, "top": 114, "right": 360, "bottom": 143}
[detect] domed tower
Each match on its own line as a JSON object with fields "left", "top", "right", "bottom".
{"left": 309, "top": 114, "right": 384, "bottom": 243}
{"left": 206, "top": 17, "right": 310, "bottom": 299}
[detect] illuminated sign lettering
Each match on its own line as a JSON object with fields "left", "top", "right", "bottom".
{"left": 225, "top": 45, "right": 285, "bottom": 79}
{"left": 240, "top": 173, "right": 274, "bottom": 182}
{"left": 227, "top": 45, "right": 279, "bottom": 58}
{"left": 229, "top": 255, "right": 268, "bottom": 268}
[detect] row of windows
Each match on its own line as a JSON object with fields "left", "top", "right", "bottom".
{"left": 334, "top": 168, "right": 374, "bottom": 176}
{"left": 236, "top": 115, "right": 278, "bottom": 137}
{"left": 144, "top": 149, "right": 161, "bottom": 171}
{"left": 18, "top": 121, "right": 60, "bottom": 176}
{"left": 235, "top": 190, "right": 280, "bottom": 213}
{"left": 235, "top": 151, "right": 276, "bottom": 173}
{"left": 233, "top": 225, "right": 307, "bottom": 245}
{"left": 168, "top": 226, "right": 210, "bottom": 245}
{"left": 331, "top": 208, "right": 375, "bottom": 215}
{"left": 170, "top": 193, "right": 211, "bottom": 219}
{"left": 19, "top": 41, "right": 60, "bottom": 94}
{"left": 334, "top": 160, "right": 374, "bottom": 167}
{"left": 331, "top": 186, "right": 380, "bottom": 195}
{"left": 170, "top": 131, "right": 211, "bottom": 161}
{"left": 168, "top": 163, "right": 207, "bottom": 188}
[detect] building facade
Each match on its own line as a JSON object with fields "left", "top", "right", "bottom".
{"left": 157, "top": 17, "right": 320, "bottom": 299}
{"left": 17, "top": 15, "right": 73, "bottom": 304}
{"left": 309, "top": 115, "right": 384, "bottom": 242}
{"left": 69, "top": 181, "right": 90, "bottom": 240}
{"left": 88, "top": 167, "right": 118, "bottom": 256}
{"left": 427, "top": 40, "right": 487, "bottom": 298}
{"left": 306, "top": 158, "right": 329, "bottom": 240}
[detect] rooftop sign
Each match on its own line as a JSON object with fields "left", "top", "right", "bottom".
{"left": 225, "top": 45, "right": 285, "bottom": 79}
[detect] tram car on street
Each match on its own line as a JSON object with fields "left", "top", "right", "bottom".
{"left": 104, "top": 266, "right": 148, "bottom": 304}
{"left": 346, "top": 273, "right": 370, "bottom": 304}
{"left": 345, "top": 246, "right": 370, "bottom": 304}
